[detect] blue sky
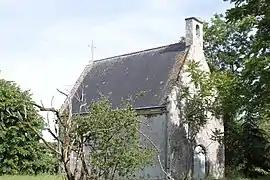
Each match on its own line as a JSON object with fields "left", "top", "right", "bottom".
{"left": 0, "top": 0, "right": 232, "bottom": 140}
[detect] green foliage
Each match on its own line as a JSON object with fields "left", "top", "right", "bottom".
{"left": 204, "top": 11, "right": 270, "bottom": 177}
{"left": 179, "top": 61, "right": 217, "bottom": 142}
{"left": 35, "top": 142, "right": 59, "bottom": 175}
{"left": 224, "top": 0, "right": 270, "bottom": 51}
{"left": 0, "top": 79, "right": 57, "bottom": 175}
{"left": 70, "top": 97, "right": 153, "bottom": 179}
{"left": 204, "top": 13, "right": 256, "bottom": 74}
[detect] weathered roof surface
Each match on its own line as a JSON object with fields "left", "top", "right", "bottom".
{"left": 72, "top": 42, "right": 187, "bottom": 113}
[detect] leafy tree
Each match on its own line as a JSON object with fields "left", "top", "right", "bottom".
{"left": 74, "top": 98, "right": 153, "bottom": 179}
{"left": 223, "top": 1, "right": 270, "bottom": 130}
{"left": 35, "top": 142, "right": 59, "bottom": 175}
{"left": 8, "top": 88, "right": 155, "bottom": 180}
{"left": 224, "top": 0, "right": 270, "bottom": 50}
{"left": 204, "top": 13, "right": 270, "bottom": 177}
{"left": 204, "top": 13, "right": 256, "bottom": 74}
{"left": 204, "top": 14, "right": 251, "bottom": 172}
{"left": 0, "top": 79, "right": 56, "bottom": 175}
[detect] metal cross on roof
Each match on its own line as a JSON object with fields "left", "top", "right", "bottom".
{"left": 88, "top": 40, "right": 96, "bottom": 62}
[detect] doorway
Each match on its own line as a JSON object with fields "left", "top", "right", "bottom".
{"left": 193, "top": 145, "right": 206, "bottom": 180}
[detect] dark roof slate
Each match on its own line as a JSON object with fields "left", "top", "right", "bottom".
{"left": 72, "top": 42, "right": 187, "bottom": 113}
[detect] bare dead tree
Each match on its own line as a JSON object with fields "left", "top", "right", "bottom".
{"left": 4, "top": 85, "right": 175, "bottom": 180}
{"left": 3, "top": 86, "right": 83, "bottom": 180}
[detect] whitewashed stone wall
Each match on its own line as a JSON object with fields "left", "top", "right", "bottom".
{"left": 167, "top": 86, "right": 192, "bottom": 179}
{"left": 176, "top": 17, "right": 224, "bottom": 179}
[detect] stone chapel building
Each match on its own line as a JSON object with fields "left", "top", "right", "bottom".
{"left": 62, "top": 17, "right": 224, "bottom": 179}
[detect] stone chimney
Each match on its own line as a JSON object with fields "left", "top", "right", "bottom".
{"left": 185, "top": 17, "right": 204, "bottom": 48}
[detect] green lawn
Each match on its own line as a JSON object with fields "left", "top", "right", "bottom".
{"left": 0, "top": 175, "right": 63, "bottom": 180}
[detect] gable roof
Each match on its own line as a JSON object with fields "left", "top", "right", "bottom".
{"left": 69, "top": 42, "right": 188, "bottom": 113}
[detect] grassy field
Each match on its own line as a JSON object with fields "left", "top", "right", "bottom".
{"left": 0, "top": 175, "right": 63, "bottom": 180}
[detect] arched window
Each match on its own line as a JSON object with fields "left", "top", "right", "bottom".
{"left": 196, "top": 24, "right": 200, "bottom": 38}
{"left": 193, "top": 145, "right": 207, "bottom": 180}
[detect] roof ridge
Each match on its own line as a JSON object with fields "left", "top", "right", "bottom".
{"left": 93, "top": 42, "right": 185, "bottom": 63}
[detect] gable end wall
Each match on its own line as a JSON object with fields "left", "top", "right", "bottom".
{"left": 166, "top": 43, "right": 224, "bottom": 179}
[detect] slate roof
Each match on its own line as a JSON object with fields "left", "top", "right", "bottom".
{"left": 71, "top": 42, "right": 188, "bottom": 113}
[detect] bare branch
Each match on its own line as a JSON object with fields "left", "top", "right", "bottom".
{"left": 79, "top": 103, "right": 87, "bottom": 113}
{"left": 68, "top": 138, "right": 77, "bottom": 158}
{"left": 57, "top": 88, "right": 68, "bottom": 97}
{"left": 6, "top": 109, "right": 61, "bottom": 155}
{"left": 32, "top": 103, "right": 65, "bottom": 127}
{"left": 23, "top": 119, "right": 61, "bottom": 155}
{"left": 33, "top": 103, "right": 58, "bottom": 113}
{"left": 136, "top": 127, "right": 174, "bottom": 180}
{"left": 80, "top": 86, "right": 84, "bottom": 102}
{"left": 45, "top": 127, "right": 63, "bottom": 144}
{"left": 40, "top": 100, "right": 44, "bottom": 108}
{"left": 51, "top": 96, "right": 55, "bottom": 107}
{"left": 74, "top": 92, "right": 81, "bottom": 102}
{"left": 46, "top": 112, "right": 50, "bottom": 126}
{"left": 73, "top": 150, "right": 82, "bottom": 178}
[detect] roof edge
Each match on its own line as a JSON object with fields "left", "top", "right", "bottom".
{"left": 158, "top": 47, "right": 190, "bottom": 105}
{"left": 94, "top": 42, "right": 186, "bottom": 63}
{"left": 185, "top": 17, "right": 204, "bottom": 24}
{"left": 59, "top": 62, "right": 94, "bottom": 114}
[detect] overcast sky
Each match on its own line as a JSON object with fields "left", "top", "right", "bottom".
{"left": 0, "top": 0, "right": 232, "bottom": 140}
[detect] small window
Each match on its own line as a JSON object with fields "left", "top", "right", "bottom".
{"left": 196, "top": 24, "right": 200, "bottom": 38}
{"left": 193, "top": 145, "right": 206, "bottom": 179}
